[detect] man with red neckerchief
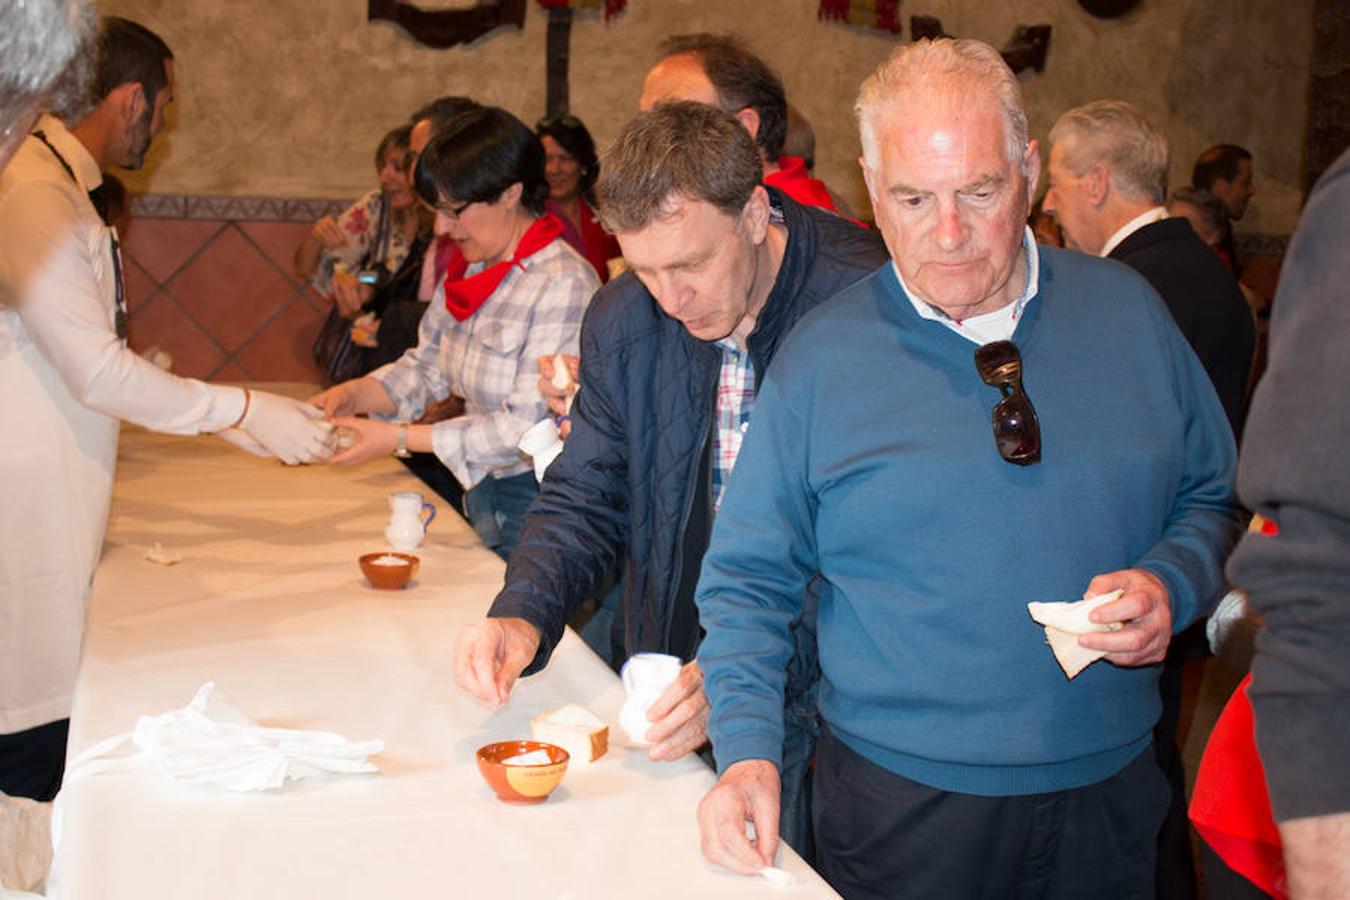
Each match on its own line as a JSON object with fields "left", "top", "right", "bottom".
{"left": 639, "top": 32, "right": 842, "bottom": 217}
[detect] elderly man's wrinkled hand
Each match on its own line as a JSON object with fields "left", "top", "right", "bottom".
{"left": 453, "top": 617, "right": 542, "bottom": 708}
{"left": 1077, "top": 568, "right": 1172, "bottom": 666}
{"left": 698, "top": 759, "right": 782, "bottom": 875}
{"left": 644, "top": 660, "right": 710, "bottom": 761}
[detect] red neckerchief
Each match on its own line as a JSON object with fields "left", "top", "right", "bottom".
{"left": 765, "top": 155, "right": 838, "bottom": 213}
{"left": 444, "top": 213, "right": 563, "bottom": 321}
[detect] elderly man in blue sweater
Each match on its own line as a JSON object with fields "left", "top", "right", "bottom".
{"left": 694, "top": 39, "right": 1242, "bottom": 898}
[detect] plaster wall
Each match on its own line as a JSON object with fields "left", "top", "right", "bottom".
{"left": 100, "top": 0, "right": 1313, "bottom": 235}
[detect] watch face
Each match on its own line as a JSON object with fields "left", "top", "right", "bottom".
{"left": 1078, "top": 0, "right": 1141, "bottom": 17}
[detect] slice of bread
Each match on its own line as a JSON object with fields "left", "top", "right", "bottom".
{"left": 530, "top": 704, "right": 609, "bottom": 763}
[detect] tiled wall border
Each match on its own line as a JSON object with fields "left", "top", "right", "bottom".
{"left": 130, "top": 192, "right": 348, "bottom": 222}
{"left": 130, "top": 192, "right": 1292, "bottom": 256}
{"left": 1236, "top": 233, "right": 1290, "bottom": 257}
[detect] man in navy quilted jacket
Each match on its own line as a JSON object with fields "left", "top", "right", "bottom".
{"left": 454, "top": 101, "right": 884, "bottom": 857}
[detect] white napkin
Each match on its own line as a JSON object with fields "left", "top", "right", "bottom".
{"left": 64, "top": 683, "right": 383, "bottom": 792}
{"left": 518, "top": 418, "right": 565, "bottom": 483}
{"left": 1026, "top": 590, "right": 1124, "bottom": 678}
{"left": 619, "top": 653, "right": 683, "bottom": 745}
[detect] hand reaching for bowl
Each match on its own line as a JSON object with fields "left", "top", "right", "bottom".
{"left": 454, "top": 617, "right": 543, "bottom": 708}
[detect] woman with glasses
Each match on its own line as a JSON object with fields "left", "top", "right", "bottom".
{"left": 536, "top": 115, "right": 621, "bottom": 282}
{"left": 310, "top": 107, "right": 599, "bottom": 560}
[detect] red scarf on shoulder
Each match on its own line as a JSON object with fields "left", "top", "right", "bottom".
{"left": 444, "top": 213, "right": 563, "bottom": 321}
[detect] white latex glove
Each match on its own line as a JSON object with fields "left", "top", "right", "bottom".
{"left": 216, "top": 427, "right": 271, "bottom": 458}
{"left": 240, "top": 391, "right": 334, "bottom": 464}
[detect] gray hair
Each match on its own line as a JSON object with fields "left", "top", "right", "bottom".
{"left": 855, "top": 38, "right": 1028, "bottom": 168}
{"left": 595, "top": 101, "right": 762, "bottom": 233}
{"left": 1169, "top": 185, "right": 1228, "bottom": 242}
{"left": 0, "top": 0, "right": 95, "bottom": 127}
{"left": 1049, "top": 100, "right": 1169, "bottom": 205}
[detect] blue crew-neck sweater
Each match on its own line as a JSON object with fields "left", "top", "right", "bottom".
{"left": 696, "top": 247, "right": 1241, "bottom": 796}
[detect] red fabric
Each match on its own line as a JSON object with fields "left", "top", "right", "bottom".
{"left": 576, "top": 198, "right": 620, "bottom": 283}
{"left": 1190, "top": 675, "right": 1288, "bottom": 899}
{"left": 765, "top": 156, "right": 839, "bottom": 214}
{"left": 437, "top": 235, "right": 468, "bottom": 284}
{"left": 443, "top": 214, "right": 564, "bottom": 321}
{"left": 818, "top": 0, "right": 901, "bottom": 34}
{"left": 534, "top": 0, "right": 626, "bottom": 21}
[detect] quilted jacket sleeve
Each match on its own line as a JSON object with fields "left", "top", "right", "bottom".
{"left": 487, "top": 286, "right": 633, "bottom": 674}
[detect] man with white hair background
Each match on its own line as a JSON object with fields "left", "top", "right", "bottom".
{"left": 694, "top": 39, "right": 1240, "bottom": 897}
{"left": 0, "top": 0, "right": 93, "bottom": 169}
{"left": 1044, "top": 100, "right": 1253, "bottom": 439}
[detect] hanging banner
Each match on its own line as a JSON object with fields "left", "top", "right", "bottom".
{"left": 818, "top": 0, "right": 902, "bottom": 35}
{"left": 536, "top": 0, "right": 627, "bottom": 21}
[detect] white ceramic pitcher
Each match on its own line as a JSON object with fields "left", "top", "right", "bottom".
{"left": 385, "top": 492, "right": 436, "bottom": 551}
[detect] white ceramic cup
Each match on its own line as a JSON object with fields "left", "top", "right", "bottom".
{"left": 385, "top": 491, "right": 436, "bottom": 551}
{"left": 619, "top": 653, "right": 683, "bottom": 745}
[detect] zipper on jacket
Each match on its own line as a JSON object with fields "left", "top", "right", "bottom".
{"left": 662, "top": 371, "right": 717, "bottom": 656}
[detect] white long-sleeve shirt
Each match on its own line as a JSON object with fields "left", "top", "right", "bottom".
{"left": 0, "top": 117, "right": 243, "bottom": 733}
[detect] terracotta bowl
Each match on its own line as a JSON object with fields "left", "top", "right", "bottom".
{"left": 476, "top": 740, "right": 569, "bottom": 804}
{"left": 358, "top": 552, "right": 419, "bottom": 590}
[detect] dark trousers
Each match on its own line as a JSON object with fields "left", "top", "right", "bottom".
{"left": 812, "top": 726, "right": 1169, "bottom": 899}
{"left": 0, "top": 718, "right": 69, "bottom": 801}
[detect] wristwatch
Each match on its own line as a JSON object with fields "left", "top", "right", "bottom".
{"left": 393, "top": 423, "right": 412, "bottom": 458}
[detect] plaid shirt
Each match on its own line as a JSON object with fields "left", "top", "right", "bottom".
{"left": 710, "top": 339, "right": 757, "bottom": 512}
{"left": 373, "top": 239, "right": 598, "bottom": 490}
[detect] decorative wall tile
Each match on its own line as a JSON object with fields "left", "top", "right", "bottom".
{"left": 300, "top": 285, "right": 331, "bottom": 316}
{"left": 212, "top": 361, "right": 253, "bottom": 382}
{"left": 237, "top": 221, "right": 314, "bottom": 282}
{"left": 121, "top": 256, "right": 158, "bottom": 312}
{"left": 130, "top": 193, "right": 345, "bottom": 223}
{"left": 120, "top": 218, "right": 225, "bottom": 284}
{"left": 233, "top": 295, "right": 327, "bottom": 384}
{"left": 164, "top": 226, "right": 298, "bottom": 353}
{"left": 127, "top": 292, "right": 227, "bottom": 380}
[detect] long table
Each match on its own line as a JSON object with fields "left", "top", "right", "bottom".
{"left": 50, "top": 419, "right": 836, "bottom": 898}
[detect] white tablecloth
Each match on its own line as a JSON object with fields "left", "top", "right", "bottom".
{"left": 48, "top": 423, "right": 836, "bottom": 898}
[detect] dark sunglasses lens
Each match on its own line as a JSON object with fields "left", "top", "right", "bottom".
{"left": 992, "top": 393, "right": 1041, "bottom": 465}
{"left": 975, "top": 340, "right": 1022, "bottom": 386}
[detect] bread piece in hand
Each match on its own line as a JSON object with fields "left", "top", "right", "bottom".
{"left": 530, "top": 704, "right": 608, "bottom": 763}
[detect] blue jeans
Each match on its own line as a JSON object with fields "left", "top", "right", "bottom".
{"left": 462, "top": 472, "right": 538, "bottom": 561}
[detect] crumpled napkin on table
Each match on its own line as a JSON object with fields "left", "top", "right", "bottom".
{"left": 1026, "top": 589, "right": 1124, "bottom": 679}
{"left": 64, "top": 682, "right": 383, "bottom": 792}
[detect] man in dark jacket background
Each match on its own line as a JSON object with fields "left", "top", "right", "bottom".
{"left": 454, "top": 102, "right": 884, "bottom": 856}
{"left": 1044, "top": 100, "right": 1254, "bottom": 438}
{"left": 1043, "top": 99, "right": 1256, "bottom": 900}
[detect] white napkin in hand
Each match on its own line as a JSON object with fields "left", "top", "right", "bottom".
{"left": 1027, "top": 590, "right": 1125, "bottom": 678}
{"left": 66, "top": 682, "right": 383, "bottom": 792}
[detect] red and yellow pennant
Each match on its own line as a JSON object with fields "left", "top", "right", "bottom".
{"left": 536, "top": 0, "right": 627, "bottom": 20}
{"left": 818, "top": 0, "right": 902, "bottom": 34}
